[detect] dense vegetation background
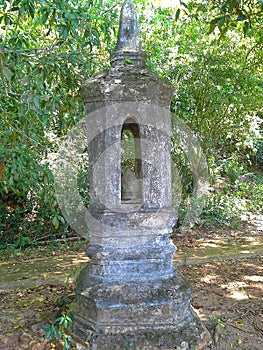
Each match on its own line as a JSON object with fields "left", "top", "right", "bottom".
{"left": 0, "top": 0, "right": 262, "bottom": 253}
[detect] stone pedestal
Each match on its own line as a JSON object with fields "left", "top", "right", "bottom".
{"left": 71, "top": 1, "right": 210, "bottom": 349}
{"left": 71, "top": 211, "right": 209, "bottom": 349}
{"left": 72, "top": 275, "right": 207, "bottom": 350}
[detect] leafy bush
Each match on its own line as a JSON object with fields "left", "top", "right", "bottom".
{"left": 0, "top": 0, "right": 119, "bottom": 248}
{"left": 0, "top": 0, "right": 262, "bottom": 244}
{"left": 45, "top": 312, "right": 73, "bottom": 350}
{"left": 202, "top": 168, "right": 263, "bottom": 227}
{"left": 221, "top": 156, "right": 247, "bottom": 184}
{"left": 255, "top": 139, "right": 263, "bottom": 166}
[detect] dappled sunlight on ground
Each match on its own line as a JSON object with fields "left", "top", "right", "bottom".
{"left": 0, "top": 253, "right": 89, "bottom": 291}
{"left": 200, "top": 274, "right": 219, "bottom": 283}
{"left": 226, "top": 290, "right": 249, "bottom": 301}
{"left": 173, "top": 220, "right": 263, "bottom": 267}
{"left": 244, "top": 275, "right": 263, "bottom": 282}
{"left": 178, "top": 255, "right": 263, "bottom": 349}
{"left": 0, "top": 222, "right": 262, "bottom": 349}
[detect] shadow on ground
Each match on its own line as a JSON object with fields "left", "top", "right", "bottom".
{"left": 0, "top": 221, "right": 262, "bottom": 349}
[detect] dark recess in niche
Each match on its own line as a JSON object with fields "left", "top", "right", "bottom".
{"left": 121, "top": 117, "right": 142, "bottom": 203}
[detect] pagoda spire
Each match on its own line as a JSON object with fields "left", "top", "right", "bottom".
{"left": 110, "top": 0, "right": 146, "bottom": 67}
{"left": 116, "top": 0, "right": 140, "bottom": 50}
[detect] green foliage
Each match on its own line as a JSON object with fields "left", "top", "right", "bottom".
{"left": 205, "top": 0, "right": 263, "bottom": 36}
{"left": 210, "top": 313, "right": 226, "bottom": 346}
{"left": 0, "top": 0, "right": 262, "bottom": 242}
{"left": 222, "top": 156, "right": 247, "bottom": 184}
{"left": 45, "top": 312, "right": 73, "bottom": 350}
{"left": 0, "top": 0, "right": 120, "bottom": 244}
{"left": 121, "top": 129, "right": 136, "bottom": 172}
{"left": 139, "top": 0, "right": 262, "bottom": 159}
{"left": 137, "top": 1, "right": 262, "bottom": 227}
{"left": 202, "top": 157, "right": 263, "bottom": 227}
{"left": 255, "top": 139, "right": 263, "bottom": 165}
{"left": 254, "top": 114, "right": 263, "bottom": 165}
{"left": 77, "top": 159, "right": 90, "bottom": 208}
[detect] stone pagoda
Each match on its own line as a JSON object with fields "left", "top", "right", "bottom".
{"left": 71, "top": 1, "right": 209, "bottom": 349}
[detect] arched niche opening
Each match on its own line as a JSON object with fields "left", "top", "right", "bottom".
{"left": 121, "top": 117, "right": 142, "bottom": 203}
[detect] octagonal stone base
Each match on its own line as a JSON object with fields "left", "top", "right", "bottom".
{"left": 71, "top": 271, "right": 210, "bottom": 350}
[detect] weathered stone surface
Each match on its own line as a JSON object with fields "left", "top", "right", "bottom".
{"left": 72, "top": 271, "right": 208, "bottom": 349}
{"left": 81, "top": 66, "right": 174, "bottom": 107}
{"left": 110, "top": 0, "right": 147, "bottom": 67}
{"left": 79, "top": 233, "right": 176, "bottom": 284}
{"left": 121, "top": 167, "right": 141, "bottom": 201}
{"left": 71, "top": 0, "right": 210, "bottom": 349}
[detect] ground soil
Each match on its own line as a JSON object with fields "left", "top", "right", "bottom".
{"left": 179, "top": 256, "right": 263, "bottom": 350}
{"left": 0, "top": 222, "right": 262, "bottom": 350}
{"left": 175, "top": 221, "right": 263, "bottom": 350}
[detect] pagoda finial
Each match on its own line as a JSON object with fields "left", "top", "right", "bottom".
{"left": 110, "top": 0, "right": 146, "bottom": 67}
{"left": 116, "top": 0, "right": 140, "bottom": 50}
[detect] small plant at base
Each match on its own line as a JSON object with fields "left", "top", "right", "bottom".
{"left": 210, "top": 315, "right": 226, "bottom": 346}
{"left": 65, "top": 265, "right": 82, "bottom": 284}
{"left": 45, "top": 312, "right": 73, "bottom": 350}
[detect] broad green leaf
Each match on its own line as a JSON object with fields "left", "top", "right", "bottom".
{"left": 3, "top": 67, "right": 13, "bottom": 82}
{"left": 237, "top": 12, "right": 247, "bottom": 21}
{"left": 33, "top": 96, "right": 40, "bottom": 109}
{"left": 243, "top": 21, "right": 249, "bottom": 34}
{"left": 41, "top": 11, "right": 49, "bottom": 24}
{"left": 208, "top": 17, "right": 221, "bottom": 34}
{"left": 175, "top": 8, "right": 180, "bottom": 21}
{"left": 52, "top": 216, "right": 60, "bottom": 229}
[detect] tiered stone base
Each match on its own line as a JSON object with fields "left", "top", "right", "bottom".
{"left": 71, "top": 271, "right": 210, "bottom": 350}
